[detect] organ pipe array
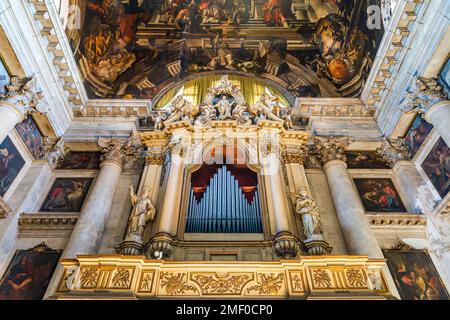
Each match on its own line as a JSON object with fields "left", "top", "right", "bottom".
{"left": 185, "top": 165, "right": 263, "bottom": 233}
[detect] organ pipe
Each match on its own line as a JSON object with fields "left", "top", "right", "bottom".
{"left": 185, "top": 165, "right": 262, "bottom": 233}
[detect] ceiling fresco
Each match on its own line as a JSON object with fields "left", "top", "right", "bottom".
{"left": 65, "top": 0, "right": 384, "bottom": 101}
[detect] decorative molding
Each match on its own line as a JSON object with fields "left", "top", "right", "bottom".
{"left": 367, "top": 214, "right": 427, "bottom": 227}
{"left": 18, "top": 213, "right": 78, "bottom": 238}
{"left": 55, "top": 256, "right": 391, "bottom": 299}
{"left": 27, "top": 0, "right": 87, "bottom": 108}
{"left": 295, "top": 98, "right": 375, "bottom": 118}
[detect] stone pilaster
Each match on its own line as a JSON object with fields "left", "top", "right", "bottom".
{"left": 0, "top": 76, "right": 48, "bottom": 143}
{"left": 264, "top": 151, "right": 301, "bottom": 258}
{"left": 146, "top": 138, "right": 186, "bottom": 259}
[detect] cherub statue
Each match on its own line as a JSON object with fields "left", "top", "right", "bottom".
{"left": 283, "top": 109, "right": 294, "bottom": 130}
{"left": 288, "top": 187, "right": 323, "bottom": 239}
{"left": 151, "top": 112, "right": 166, "bottom": 131}
{"left": 126, "top": 185, "right": 156, "bottom": 242}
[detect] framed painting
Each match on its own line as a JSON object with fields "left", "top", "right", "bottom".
{"left": 438, "top": 55, "right": 450, "bottom": 96}
{"left": 0, "top": 136, "right": 26, "bottom": 197}
{"left": 58, "top": 152, "right": 101, "bottom": 170}
{"left": 353, "top": 178, "right": 407, "bottom": 212}
{"left": 0, "top": 242, "right": 60, "bottom": 300}
{"left": 404, "top": 115, "right": 433, "bottom": 157}
{"left": 0, "top": 57, "right": 10, "bottom": 95}
{"left": 40, "top": 177, "right": 93, "bottom": 212}
{"left": 421, "top": 137, "right": 450, "bottom": 199}
{"left": 346, "top": 151, "right": 390, "bottom": 169}
{"left": 384, "top": 249, "right": 450, "bottom": 300}
{"left": 15, "top": 115, "right": 44, "bottom": 159}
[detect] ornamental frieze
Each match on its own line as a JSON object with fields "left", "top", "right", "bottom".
{"left": 56, "top": 256, "right": 390, "bottom": 299}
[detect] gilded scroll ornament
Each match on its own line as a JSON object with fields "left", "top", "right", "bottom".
{"left": 80, "top": 268, "right": 99, "bottom": 288}
{"left": 138, "top": 272, "right": 155, "bottom": 293}
{"left": 111, "top": 268, "right": 132, "bottom": 289}
{"left": 160, "top": 272, "right": 198, "bottom": 295}
{"left": 246, "top": 273, "right": 284, "bottom": 295}
{"left": 312, "top": 269, "right": 332, "bottom": 288}
{"left": 345, "top": 268, "right": 367, "bottom": 288}
{"left": 190, "top": 272, "right": 253, "bottom": 295}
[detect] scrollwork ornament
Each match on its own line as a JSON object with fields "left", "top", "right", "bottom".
{"left": 0, "top": 76, "right": 49, "bottom": 116}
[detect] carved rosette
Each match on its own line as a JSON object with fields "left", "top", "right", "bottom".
{"left": 400, "top": 77, "right": 448, "bottom": 114}
{"left": 98, "top": 137, "right": 143, "bottom": 169}
{"left": 273, "top": 231, "right": 302, "bottom": 258}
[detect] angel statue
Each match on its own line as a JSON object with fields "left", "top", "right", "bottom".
{"left": 126, "top": 185, "right": 156, "bottom": 242}
{"left": 289, "top": 187, "right": 323, "bottom": 239}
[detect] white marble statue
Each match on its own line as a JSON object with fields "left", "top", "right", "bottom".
{"left": 126, "top": 185, "right": 156, "bottom": 242}
{"left": 215, "top": 95, "right": 232, "bottom": 120}
{"left": 289, "top": 187, "right": 323, "bottom": 239}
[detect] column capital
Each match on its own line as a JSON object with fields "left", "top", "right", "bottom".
{"left": 282, "top": 150, "right": 304, "bottom": 164}
{"left": 0, "top": 197, "right": 12, "bottom": 219}
{"left": 376, "top": 137, "right": 410, "bottom": 168}
{"left": 400, "top": 77, "right": 448, "bottom": 115}
{"left": 0, "top": 76, "right": 49, "bottom": 117}
{"left": 98, "top": 137, "right": 143, "bottom": 169}
{"left": 309, "top": 136, "right": 351, "bottom": 167}
{"left": 40, "top": 137, "right": 69, "bottom": 169}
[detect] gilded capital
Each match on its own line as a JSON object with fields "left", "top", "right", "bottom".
{"left": 145, "top": 154, "right": 165, "bottom": 166}
{"left": 0, "top": 197, "right": 12, "bottom": 219}
{"left": 282, "top": 151, "right": 304, "bottom": 164}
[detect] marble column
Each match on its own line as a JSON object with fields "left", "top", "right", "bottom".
{"left": 264, "top": 152, "right": 301, "bottom": 258}
{"left": 393, "top": 160, "right": 440, "bottom": 214}
{"left": 424, "top": 101, "right": 450, "bottom": 147}
{"left": 0, "top": 76, "right": 48, "bottom": 143}
{"left": 314, "top": 137, "right": 400, "bottom": 298}
{"left": 0, "top": 101, "right": 26, "bottom": 143}
{"left": 147, "top": 142, "right": 185, "bottom": 258}
{"left": 44, "top": 138, "right": 135, "bottom": 298}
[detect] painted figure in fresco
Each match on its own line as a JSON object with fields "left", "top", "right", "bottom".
{"left": 0, "top": 256, "right": 33, "bottom": 300}
{"left": 205, "top": 43, "right": 236, "bottom": 70}
{"left": 346, "top": 151, "right": 389, "bottom": 169}
{"left": 199, "top": 0, "right": 226, "bottom": 23}
{"left": 173, "top": 1, "right": 199, "bottom": 31}
{"left": 126, "top": 185, "right": 156, "bottom": 241}
{"left": 231, "top": 0, "right": 249, "bottom": 25}
{"left": 262, "top": 0, "right": 293, "bottom": 27}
